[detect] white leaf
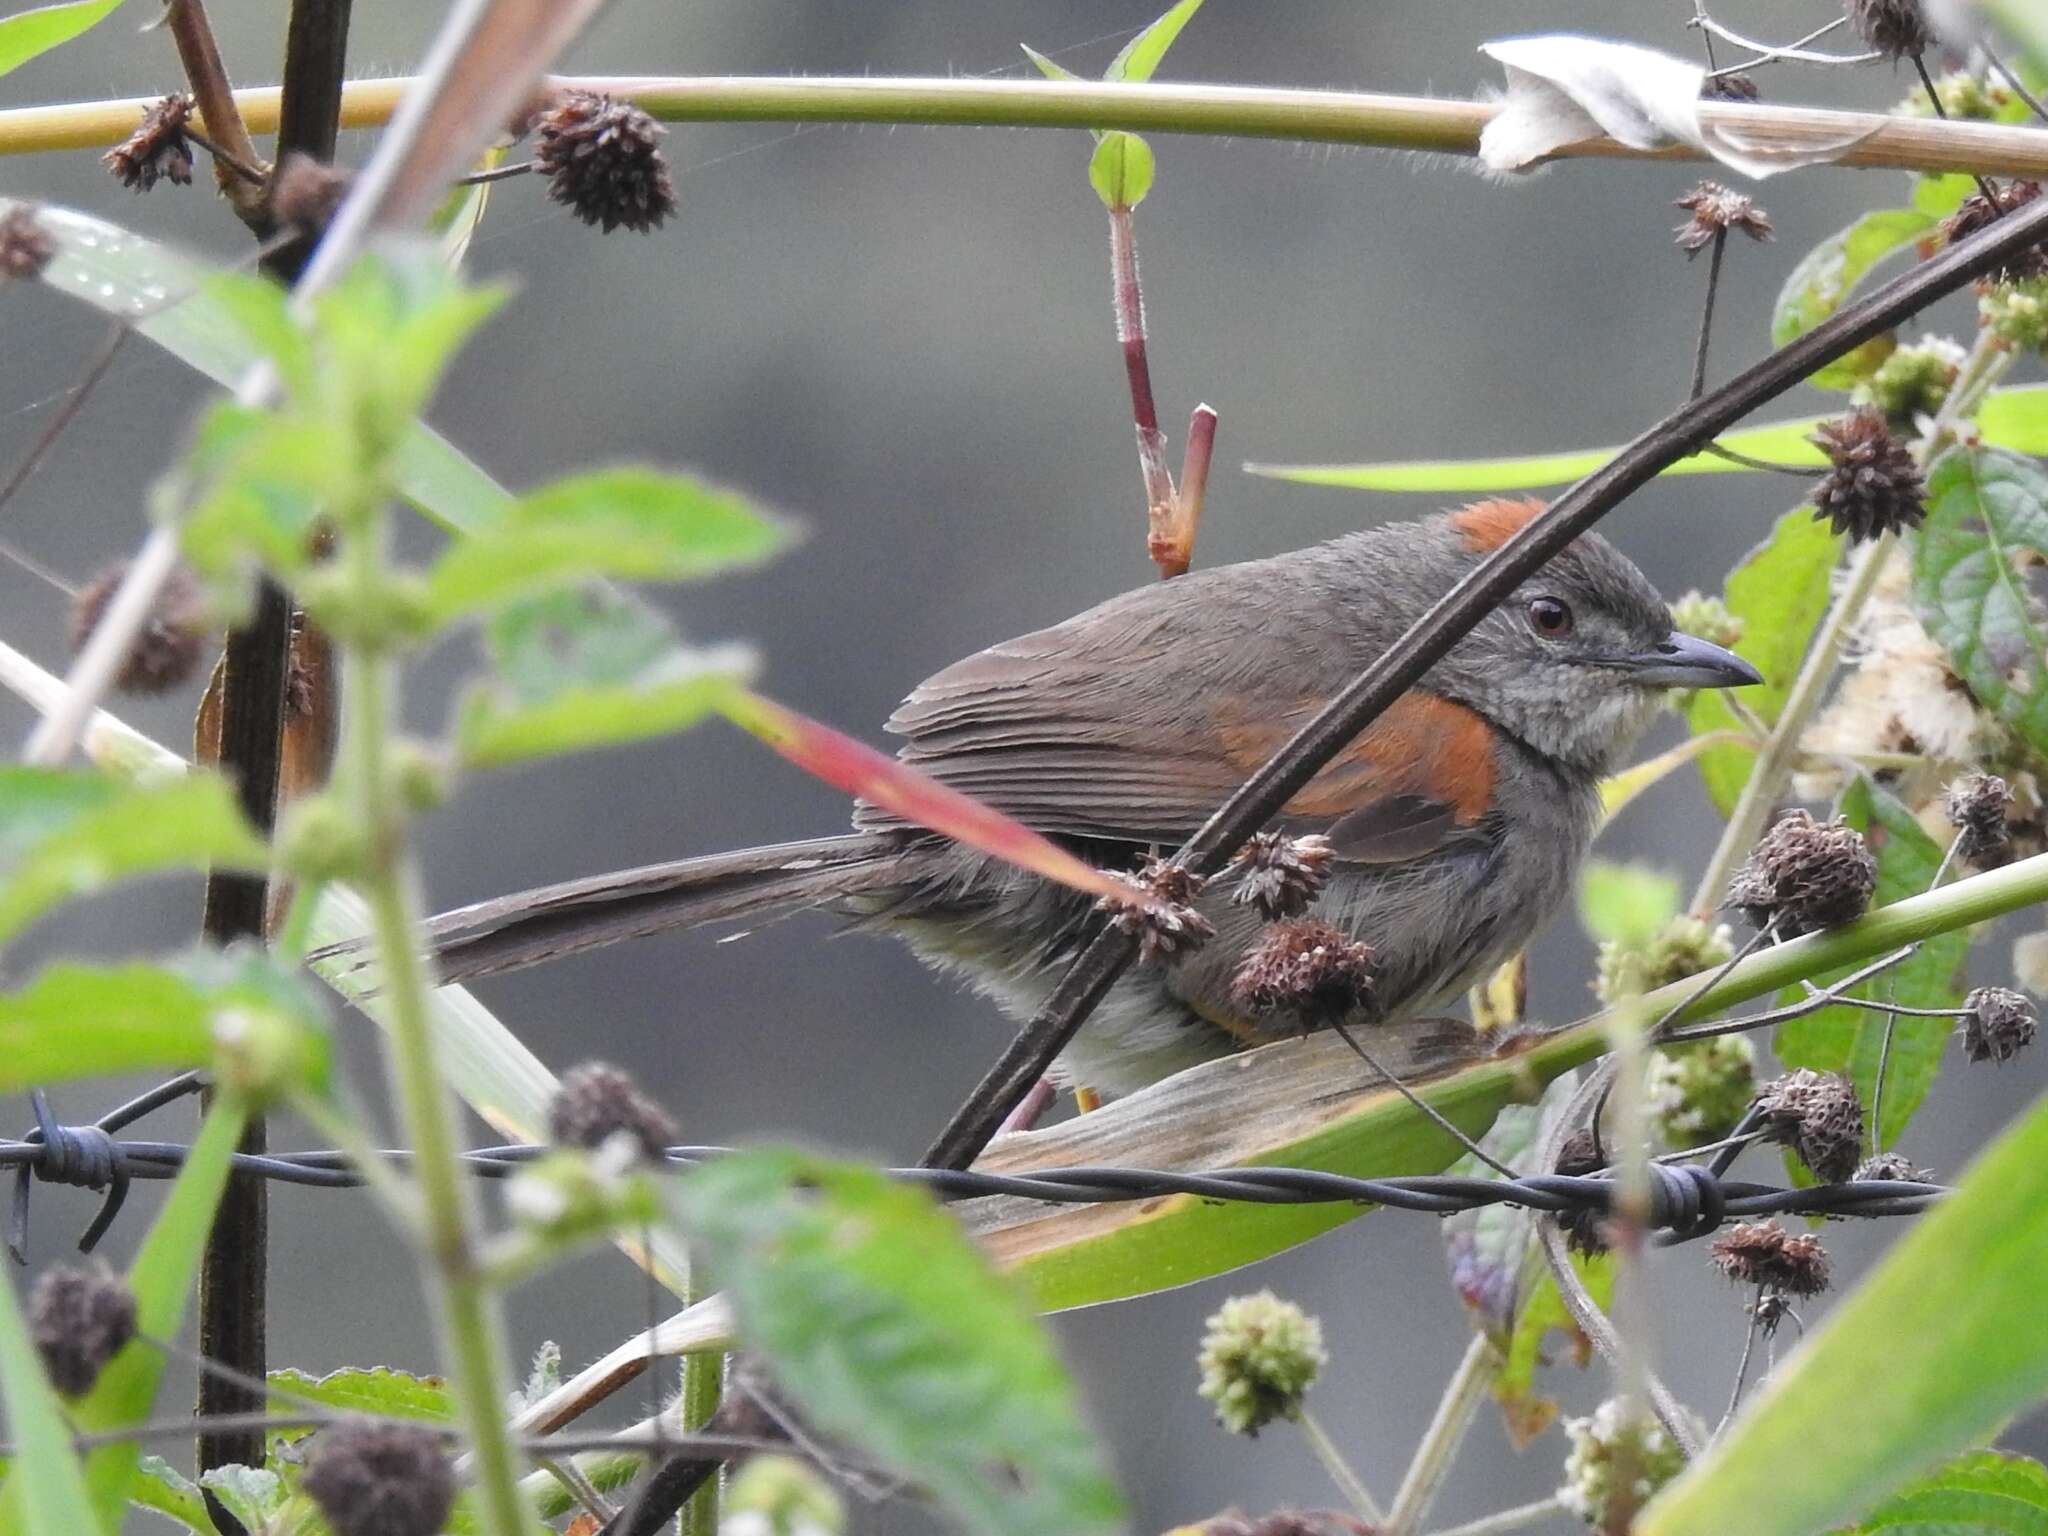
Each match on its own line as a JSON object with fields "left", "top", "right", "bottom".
{"left": 1478, "top": 35, "right": 1868, "bottom": 180}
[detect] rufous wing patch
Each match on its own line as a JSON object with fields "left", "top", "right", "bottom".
{"left": 1448, "top": 496, "right": 1547, "bottom": 554}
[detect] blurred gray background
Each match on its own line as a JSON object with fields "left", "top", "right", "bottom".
{"left": 3, "top": 2, "right": 2044, "bottom": 1531}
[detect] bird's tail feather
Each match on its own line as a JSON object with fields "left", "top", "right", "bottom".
{"left": 315, "top": 834, "right": 902, "bottom": 986}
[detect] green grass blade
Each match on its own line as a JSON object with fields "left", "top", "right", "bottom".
{"left": 0, "top": 0, "right": 125, "bottom": 79}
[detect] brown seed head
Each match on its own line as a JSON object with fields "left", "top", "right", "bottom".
{"left": 301, "top": 1420, "right": 455, "bottom": 1536}
{"left": 532, "top": 90, "right": 677, "bottom": 233}
{"left": 69, "top": 561, "right": 209, "bottom": 694}
{"left": 1845, "top": 0, "right": 1935, "bottom": 59}
{"left": 548, "top": 1060, "right": 677, "bottom": 1164}
{"left": 1754, "top": 1068, "right": 1865, "bottom": 1183}
{"left": 0, "top": 204, "right": 55, "bottom": 281}
{"left": 103, "top": 94, "right": 196, "bottom": 193}
{"left": 1854, "top": 1150, "right": 1933, "bottom": 1181}
{"left": 1945, "top": 773, "right": 2015, "bottom": 866}
{"left": 1101, "top": 857, "right": 1214, "bottom": 964}
{"left": 1726, "top": 808, "right": 1879, "bottom": 937}
{"left": 1943, "top": 180, "right": 2048, "bottom": 283}
{"left": 1673, "top": 181, "right": 1774, "bottom": 254}
{"left": 1228, "top": 919, "right": 1375, "bottom": 1025}
{"left": 269, "top": 153, "right": 353, "bottom": 237}
{"left": 1710, "top": 1219, "right": 1832, "bottom": 1297}
{"left": 1810, "top": 410, "right": 1926, "bottom": 543}
{"left": 29, "top": 1261, "right": 136, "bottom": 1396}
{"left": 1961, "top": 985, "right": 2037, "bottom": 1064}
{"left": 1555, "top": 1127, "right": 1611, "bottom": 1258}
{"left": 1226, "top": 831, "right": 1334, "bottom": 920}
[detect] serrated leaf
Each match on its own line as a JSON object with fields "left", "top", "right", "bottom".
{"left": 673, "top": 1149, "right": 1124, "bottom": 1536}
{"left": 1247, "top": 385, "right": 2048, "bottom": 494}
{"left": 720, "top": 690, "right": 1136, "bottom": 907}
{"left": 1688, "top": 508, "right": 1843, "bottom": 814}
{"left": 1847, "top": 1451, "right": 2048, "bottom": 1534}
{"left": 0, "top": 949, "right": 327, "bottom": 1093}
{"left": 1088, "top": 131, "right": 1155, "bottom": 207}
{"left": 76, "top": 1102, "right": 249, "bottom": 1533}
{"left": 1495, "top": 1255, "right": 1614, "bottom": 1450}
{"left": 128, "top": 1459, "right": 211, "bottom": 1535}
{"left": 422, "top": 466, "right": 789, "bottom": 623}
{"left": 1640, "top": 1091, "right": 2048, "bottom": 1536}
{"left": 175, "top": 402, "right": 353, "bottom": 590}
{"left": 0, "top": 767, "right": 268, "bottom": 946}
{"left": 455, "top": 589, "right": 752, "bottom": 769}
{"left": 0, "top": 0, "right": 125, "bottom": 79}
{"left": 1772, "top": 210, "right": 1933, "bottom": 388}
{"left": 197, "top": 1466, "right": 284, "bottom": 1532}
{"left": 268, "top": 1365, "right": 454, "bottom": 1421}
{"left": 1913, "top": 446, "right": 2048, "bottom": 757}
{"left": 1105, "top": 0, "right": 1205, "bottom": 83}
{"left": 1774, "top": 779, "right": 1965, "bottom": 1149}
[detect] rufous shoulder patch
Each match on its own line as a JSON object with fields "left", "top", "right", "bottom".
{"left": 1448, "top": 496, "right": 1547, "bottom": 553}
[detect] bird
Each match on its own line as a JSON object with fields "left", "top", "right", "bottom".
{"left": 373, "top": 497, "right": 1760, "bottom": 1098}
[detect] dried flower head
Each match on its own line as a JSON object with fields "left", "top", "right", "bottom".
{"left": 1557, "top": 1398, "right": 1687, "bottom": 1527}
{"left": 1196, "top": 1291, "right": 1326, "bottom": 1436}
{"left": 1673, "top": 181, "right": 1773, "bottom": 253}
{"left": 1645, "top": 1034, "right": 1756, "bottom": 1147}
{"left": 1555, "top": 1127, "right": 1610, "bottom": 1258}
{"left": 1943, "top": 179, "right": 2048, "bottom": 283}
{"left": 1945, "top": 773, "right": 2015, "bottom": 865}
{"left": 0, "top": 204, "right": 55, "bottom": 281}
{"left": 69, "top": 560, "right": 209, "bottom": 694}
{"left": 1810, "top": 410, "right": 1926, "bottom": 542}
{"left": 1101, "top": 857, "right": 1214, "bottom": 964}
{"left": 1855, "top": 1150, "right": 1933, "bottom": 1181}
{"left": 301, "top": 1420, "right": 456, "bottom": 1536}
{"left": 269, "top": 152, "right": 353, "bottom": 236}
{"left": 1755, "top": 1068, "right": 1865, "bottom": 1184}
{"left": 103, "top": 94, "right": 196, "bottom": 193}
{"left": 1857, "top": 333, "right": 1966, "bottom": 426}
{"left": 1666, "top": 591, "right": 1743, "bottom": 653}
{"left": 1702, "top": 72, "right": 1760, "bottom": 102}
{"left": 1226, "top": 831, "right": 1333, "bottom": 919}
{"left": 1845, "top": 0, "right": 1935, "bottom": 59}
{"left": 532, "top": 90, "right": 677, "bottom": 233}
{"left": 548, "top": 1060, "right": 677, "bottom": 1163}
{"left": 1961, "top": 985, "right": 2037, "bottom": 1063}
{"left": 1727, "top": 809, "right": 1878, "bottom": 937}
{"left": 1709, "top": 1219, "right": 1832, "bottom": 1297}
{"left": 29, "top": 1261, "right": 136, "bottom": 1396}
{"left": 1228, "top": 919, "right": 1375, "bottom": 1026}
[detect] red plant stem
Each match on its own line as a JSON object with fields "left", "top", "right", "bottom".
{"left": 1110, "top": 202, "right": 1177, "bottom": 575}
{"left": 1156, "top": 402, "right": 1217, "bottom": 579}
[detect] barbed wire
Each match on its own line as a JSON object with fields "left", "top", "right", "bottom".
{"left": 4, "top": 1073, "right": 1945, "bottom": 1263}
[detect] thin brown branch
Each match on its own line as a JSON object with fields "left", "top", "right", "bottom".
{"left": 161, "top": 0, "right": 270, "bottom": 225}
{"left": 1153, "top": 401, "right": 1215, "bottom": 578}
{"left": 1108, "top": 202, "right": 1178, "bottom": 579}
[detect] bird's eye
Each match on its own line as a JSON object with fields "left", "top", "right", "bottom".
{"left": 1527, "top": 596, "right": 1574, "bottom": 638}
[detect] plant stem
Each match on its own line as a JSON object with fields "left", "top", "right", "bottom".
{"left": 340, "top": 522, "right": 529, "bottom": 1536}
{"left": 11, "top": 76, "right": 2048, "bottom": 176}
{"left": 1421, "top": 1495, "right": 1567, "bottom": 1536}
{"left": 1688, "top": 228, "right": 1726, "bottom": 401}
{"left": 677, "top": 1276, "right": 720, "bottom": 1536}
{"left": 1297, "top": 1407, "right": 1382, "bottom": 1524}
{"left": 161, "top": 0, "right": 270, "bottom": 226}
{"left": 1385, "top": 1332, "right": 1501, "bottom": 1535}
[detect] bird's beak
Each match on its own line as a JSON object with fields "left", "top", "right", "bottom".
{"left": 1621, "top": 630, "right": 1764, "bottom": 689}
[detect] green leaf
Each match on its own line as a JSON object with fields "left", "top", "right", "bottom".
{"left": 1913, "top": 446, "right": 2048, "bottom": 757}
{"left": 1914, "top": 172, "right": 1976, "bottom": 220}
{"left": 673, "top": 1149, "right": 1125, "bottom": 1536}
{"left": 0, "top": 767, "right": 268, "bottom": 946}
{"left": 75, "top": 1101, "right": 249, "bottom": 1533}
{"left": 454, "top": 589, "right": 753, "bottom": 769}
{"left": 0, "top": 1234, "right": 99, "bottom": 1536}
{"left": 1772, "top": 210, "right": 1933, "bottom": 388}
{"left": 196, "top": 1466, "right": 284, "bottom": 1533}
{"left": 0, "top": 199, "right": 508, "bottom": 536}
{"left": 1687, "top": 509, "right": 1843, "bottom": 814}
{"left": 1087, "top": 131, "right": 1155, "bottom": 208}
{"left": 1578, "top": 862, "right": 1680, "bottom": 953}
{"left": 1775, "top": 779, "right": 1966, "bottom": 1150}
{"left": 1104, "top": 0, "right": 1206, "bottom": 82}
{"left": 1020, "top": 43, "right": 1082, "bottom": 82}
{"left": 174, "top": 402, "right": 353, "bottom": 592}
{"left": 1496, "top": 1254, "right": 1615, "bottom": 1451}
{"left": 1847, "top": 1451, "right": 2048, "bottom": 1534}
{"left": 1639, "top": 1091, "right": 2048, "bottom": 1536}
{"left": 127, "top": 1459, "right": 211, "bottom": 1535}
{"left": 0, "top": 949, "right": 328, "bottom": 1094}
{"left": 0, "top": 0, "right": 125, "bottom": 79}
{"left": 268, "top": 1365, "right": 454, "bottom": 1422}
{"left": 1247, "top": 385, "right": 2048, "bottom": 495}
{"left": 422, "top": 466, "right": 789, "bottom": 624}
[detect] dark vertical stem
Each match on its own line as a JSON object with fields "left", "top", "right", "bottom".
{"left": 1689, "top": 229, "right": 1726, "bottom": 402}
{"left": 1913, "top": 54, "right": 2001, "bottom": 204}
{"left": 195, "top": 4, "right": 352, "bottom": 1528}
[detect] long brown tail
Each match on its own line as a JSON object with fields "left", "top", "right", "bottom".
{"left": 314, "top": 834, "right": 903, "bottom": 985}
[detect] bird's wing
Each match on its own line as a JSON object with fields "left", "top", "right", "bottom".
{"left": 858, "top": 586, "right": 1499, "bottom": 864}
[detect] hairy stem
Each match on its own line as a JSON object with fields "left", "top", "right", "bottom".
{"left": 1298, "top": 1407, "right": 1382, "bottom": 1525}
{"left": 1422, "top": 1496, "right": 1568, "bottom": 1536}
{"left": 1385, "top": 1332, "right": 1501, "bottom": 1535}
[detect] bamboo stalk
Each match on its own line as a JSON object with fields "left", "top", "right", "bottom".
{"left": 4, "top": 77, "right": 2048, "bottom": 178}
